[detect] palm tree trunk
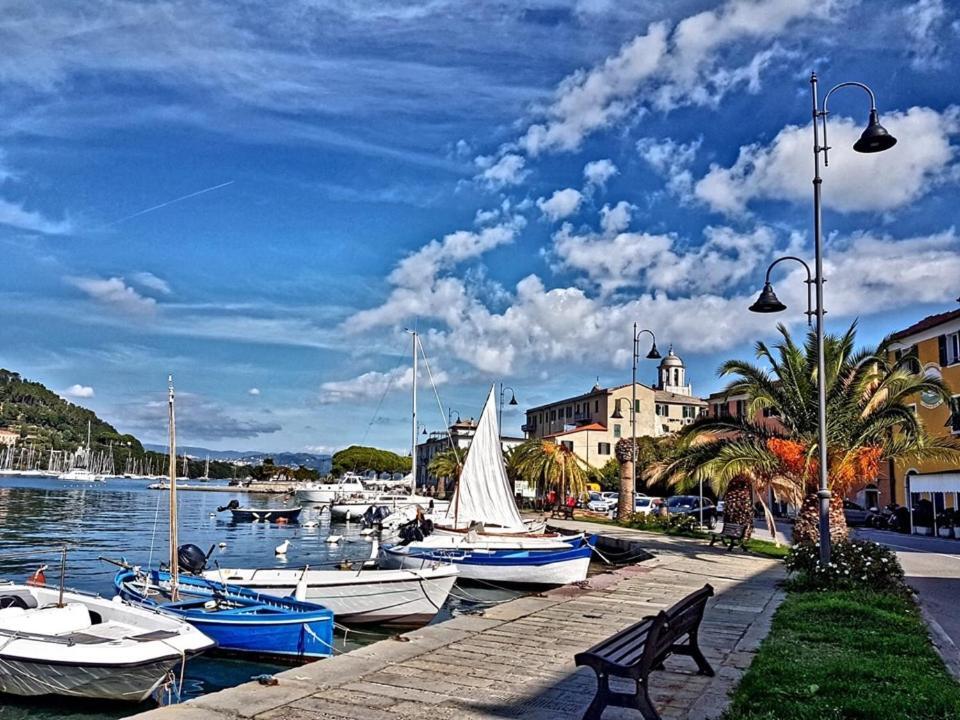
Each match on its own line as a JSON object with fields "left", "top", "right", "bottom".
{"left": 617, "top": 458, "right": 634, "bottom": 520}
{"left": 722, "top": 476, "right": 754, "bottom": 540}
{"left": 792, "top": 492, "right": 848, "bottom": 546}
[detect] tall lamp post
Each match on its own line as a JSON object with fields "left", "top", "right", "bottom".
{"left": 749, "top": 72, "right": 897, "bottom": 564}
{"left": 632, "top": 325, "right": 661, "bottom": 500}
{"left": 499, "top": 384, "right": 518, "bottom": 432}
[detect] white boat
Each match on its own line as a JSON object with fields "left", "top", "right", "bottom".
{"left": 0, "top": 582, "right": 213, "bottom": 702}
{"left": 202, "top": 564, "right": 458, "bottom": 626}
{"left": 381, "top": 386, "right": 594, "bottom": 586}
{"left": 330, "top": 493, "right": 450, "bottom": 520}
{"left": 295, "top": 474, "right": 366, "bottom": 503}
{"left": 57, "top": 468, "right": 104, "bottom": 482}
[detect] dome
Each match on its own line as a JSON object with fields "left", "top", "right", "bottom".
{"left": 659, "top": 345, "right": 684, "bottom": 368}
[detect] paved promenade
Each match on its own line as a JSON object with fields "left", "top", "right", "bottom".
{"left": 130, "top": 525, "right": 785, "bottom": 720}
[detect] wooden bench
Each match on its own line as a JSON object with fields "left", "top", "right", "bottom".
{"left": 709, "top": 521, "right": 747, "bottom": 550}
{"left": 574, "top": 585, "right": 715, "bottom": 720}
{"left": 550, "top": 505, "right": 575, "bottom": 520}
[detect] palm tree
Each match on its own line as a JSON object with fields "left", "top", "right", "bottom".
{"left": 428, "top": 447, "right": 466, "bottom": 498}
{"left": 510, "top": 439, "right": 588, "bottom": 505}
{"left": 651, "top": 322, "right": 960, "bottom": 546}
{"left": 615, "top": 438, "right": 636, "bottom": 520}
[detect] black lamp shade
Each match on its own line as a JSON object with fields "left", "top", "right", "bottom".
{"left": 508, "top": 392, "right": 518, "bottom": 406}
{"left": 646, "top": 343, "right": 661, "bottom": 360}
{"left": 853, "top": 109, "right": 897, "bottom": 153}
{"left": 749, "top": 283, "right": 787, "bottom": 313}
{"left": 611, "top": 403, "right": 623, "bottom": 419}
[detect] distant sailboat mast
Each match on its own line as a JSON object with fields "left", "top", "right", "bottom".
{"left": 167, "top": 376, "right": 179, "bottom": 601}
{"left": 410, "top": 329, "right": 417, "bottom": 494}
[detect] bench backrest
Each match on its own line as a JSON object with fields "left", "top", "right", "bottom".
{"left": 720, "top": 522, "right": 744, "bottom": 537}
{"left": 663, "top": 584, "right": 714, "bottom": 641}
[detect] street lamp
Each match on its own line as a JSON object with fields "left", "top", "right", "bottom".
{"left": 499, "top": 384, "right": 518, "bottom": 432}
{"left": 748, "top": 72, "right": 897, "bottom": 564}
{"left": 631, "top": 325, "right": 661, "bottom": 503}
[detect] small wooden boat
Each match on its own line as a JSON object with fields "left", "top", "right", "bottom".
{"left": 217, "top": 499, "right": 302, "bottom": 523}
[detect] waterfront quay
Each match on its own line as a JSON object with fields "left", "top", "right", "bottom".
{"left": 132, "top": 522, "right": 785, "bottom": 720}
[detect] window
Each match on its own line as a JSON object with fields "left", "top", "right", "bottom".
{"left": 550, "top": 409, "right": 557, "bottom": 421}
{"left": 560, "top": 440, "right": 574, "bottom": 451}
{"left": 598, "top": 442, "right": 611, "bottom": 455}
{"left": 595, "top": 400, "right": 599, "bottom": 412}
{"left": 949, "top": 333, "right": 960, "bottom": 365}
{"left": 566, "top": 406, "right": 572, "bottom": 419}
{"left": 634, "top": 399, "right": 640, "bottom": 413}
{"left": 735, "top": 400, "right": 747, "bottom": 418}
{"left": 575, "top": 403, "right": 580, "bottom": 414}
{"left": 950, "top": 397, "right": 960, "bottom": 434}
{"left": 655, "top": 403, "right": 668, "bottom": 416}
{"left": 762, "top": 407, "right": 781, "bottom": 418}
{"left": 682, "top": 405, "right": 697, "bottom": 419}
{"left": 613, "top": 424, "right": 621, "bottom": 438}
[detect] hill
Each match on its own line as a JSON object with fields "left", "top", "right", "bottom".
{"left": 142, "top": 445, "right": 332, "bottom": 474}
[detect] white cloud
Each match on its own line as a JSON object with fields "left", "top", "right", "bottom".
{"left": 318, "top": 365, "right": 448, "bottom": 404}
{"left": 583, "top": 159, "right": 618, "bottom": 188}
{"left": 248, "top": 387, "right": 261, "bottom": 396}
{"left": 121, "top": 392, "right": 281, "bottom": 440}
{"left": 0, "top": 198, "right": 72, "bottom": 235}
{"left": 65, "top": 384, "right": 94, "bottom": 398}
{"left": 131, "top": 272, "right": 172, "bottom": 295}
{"left": 695, "top": 106, "right": 960, "bottom": 215}
{"left": 599, "top": 201, "right": 634, "bottom": 235}
{"left": 537, "top": 188, "right": 583, "bottom": 222}
{"left": 67, "top": 276, "right": 158, "bottom": 314}
{"left": 517, "top": 0, "right": 837, "bottom": 155}
{"left": 474, "top": 153, "right": 529, "bottom": 188}
{"left": 905, "top": 0, "right": 950, "bottom": 70}
{"left": 637, "top": 136, "right": 701, "bottom": 198}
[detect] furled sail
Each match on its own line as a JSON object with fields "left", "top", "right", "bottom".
{"left": 443, "top": 385, "right": 526, "bottom": 532}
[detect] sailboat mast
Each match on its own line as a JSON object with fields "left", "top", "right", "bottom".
{"left": 411, "top": 330, "right": 417, "bottom": 494}
{"left": 167, "top": 376, "right": 179, "bottom": 600}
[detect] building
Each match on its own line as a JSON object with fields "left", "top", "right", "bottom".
{"left": 523, "top": 348, "right": 707, "bottom": 469}
{"left": 705, "top": 390, "right": 783, "bottom": 433}
{"left": 415, "top": 419, "right": 524, "bottom": 489}
{"left": 0, "top": 428, "right": 18, "bottom": 447}
{"left": 886, "top": 307, "right": 960, "bottom": 514}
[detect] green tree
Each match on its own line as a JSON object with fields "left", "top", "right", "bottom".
{"left": 331, "top": 445, "right": 412, "bottom": 476}
{"left": 510, "top": 439, "right": 588, "bottom": 503}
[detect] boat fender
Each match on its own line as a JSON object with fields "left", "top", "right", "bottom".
{"left": 26, "top": 565, "right": 47, "bottom": 586}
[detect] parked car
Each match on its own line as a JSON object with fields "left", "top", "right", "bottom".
{"left": 586, "top": 492, "right": 619, "bottom": 512}
{"left": 664, "top": 495, "right": 718, "bottom": 529}
{"left": 716, "top": 499, "right": 725, "bottom": 515}
{"left": 842, "top": 499, "right": 877, "bottom": 526}
{"left": 634, "top": 496, "right": 663, "bottom": 515}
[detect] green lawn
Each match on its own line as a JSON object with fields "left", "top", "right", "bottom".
{"left": 725, "top": 590, "right": 960, "bottom": 720}
{"left": 744, "top": 537, "right": 790, "bottom": 559}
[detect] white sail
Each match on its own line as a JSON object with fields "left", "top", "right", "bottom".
{"left": 442, "top": 385, "right": 525, "bottom": 532}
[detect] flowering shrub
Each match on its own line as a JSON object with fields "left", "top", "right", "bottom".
{"left": 785, "top": 540, "right": 905, "bottom": 594}
{"left": 623, "top": 512, "right": 704, "bottom": 536}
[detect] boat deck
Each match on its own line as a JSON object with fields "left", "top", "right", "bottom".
{"left": 129, "top": 522, "right": 785, "bottom": 720}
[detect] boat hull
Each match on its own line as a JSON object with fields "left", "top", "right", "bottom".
{"left": 228, "top": 507, "right": 302, "bottom": 523}
{"left": 204, "top": 567, "right": 457, "bottom": 626}
{"left": 330, "top": 498, "right": 449, "bottom": 521}
{"left": 379, "top": 542, "right": 593, "bottom": 586}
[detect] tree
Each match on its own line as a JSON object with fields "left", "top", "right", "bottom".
{"left": 592, "top": 458, "right": 620, "bottom": 491}
{"left": 615, "top": 438, "right": 636, "bottom": 520}
{"left": 510, "top": 439, "right": 588, "bottom": 503}
{"left": 428, "top": 447, "right": 467, "bottom": 497}
{"left": 331, "top": 445, "right": 412, "bottom": 476}
{"left": 651, "top": 323, "right": 960, "bottom": 546}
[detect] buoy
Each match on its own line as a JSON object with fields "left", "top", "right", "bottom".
{"left": 218, "top": 542, "right": 227, "bottom": 549}
{"left": 302, "top": 521, "right": 319, "bottom": 528}
{"left": 276, "top": 517, "right": 289, "bottom": 525}
{"left": 275, "top": 540, "right": 290, "bottom": 555}
{"left": 325, "top": 535, "right": 342, "bottom": 544}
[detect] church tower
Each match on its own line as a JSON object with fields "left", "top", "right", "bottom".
{"left": 656, "top": 346, "right": 692, "bottom": 396}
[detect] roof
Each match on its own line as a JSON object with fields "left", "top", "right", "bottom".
{"left": 889, "top": 308, "right": 960, "bottom": 342}
{"left": 545, "top": 422, "right": 607, "bottom": 438}
{"left": 654, "top": 390, "right": 706, "bottom": 405}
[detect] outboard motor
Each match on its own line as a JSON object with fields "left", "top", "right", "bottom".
{"left": 216, "top": 499, "right": 240, "bottom": 513}
{"left": 177, "top": 543, "right": 210, "bottom": 575}
{"left": 361, "top": 505, "right": 392, "bottom": 530}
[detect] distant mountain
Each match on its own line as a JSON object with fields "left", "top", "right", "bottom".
{"left": 142, "top": 444, "right": 332, "bottom": 473}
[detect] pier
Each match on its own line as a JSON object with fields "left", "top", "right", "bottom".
{"left": 131, "top": 524, "right": 785, "bottom": 720}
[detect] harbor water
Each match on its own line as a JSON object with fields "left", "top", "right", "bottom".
{"left": 0, "top": 475, "right": 522, "bottom": 720}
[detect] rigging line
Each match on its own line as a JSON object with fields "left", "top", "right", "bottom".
{"left": 147, "top": 491, "right": 163, "bottom": 569}
{"left": 416, "top": 334, "right": 460, "bottom": 463}
{"left": 360, "top": 341, "right": 405, "bottom": 445}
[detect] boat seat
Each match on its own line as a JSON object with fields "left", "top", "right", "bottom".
{"left": 0, "top": 603, "right": 92, "bottom": 635}
{"left": 0, "top": 592, "right": 38, "bottom": 610}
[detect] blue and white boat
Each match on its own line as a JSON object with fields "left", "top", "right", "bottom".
{"left": 380, "top": 386, "right": 595, "bottom": 586}
{"left": 114, "top": 568, "right": 335, "bottom": 661}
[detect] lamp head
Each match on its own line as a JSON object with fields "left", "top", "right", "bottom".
{"left": 645, "top": 343, "right": 661, "bottom": 360}
{"left": 749, "top": 282, "right": 787, "bottom": 314}
{"left": 611, "top": 401, "right": 623, "bottom": 419}
{"left": 853, "top": 109, "right": 897, "bottom": 153}
{"left": 508, "top": 391, "right": 518, "bottom": 406}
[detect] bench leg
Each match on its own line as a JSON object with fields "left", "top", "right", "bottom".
{"left": 689, "top": 638, "right": 715, "bottom": 677}
{"left": 630, "top": 684, "right": 661, "bottom": 720}
{"left": 582, "top": 673, "right": 608, "bottom": 720}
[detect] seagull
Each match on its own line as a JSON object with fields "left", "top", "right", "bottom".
{"left": 302, "top": 521, "right": 319, "bottom": 528}
{"left": 325, "top": 535, "right": 343, "bottom": 544}
{"left": 275, "top": 539, "right": 290, "bottom": 555}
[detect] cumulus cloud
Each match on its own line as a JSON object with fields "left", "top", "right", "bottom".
{"left": 517, "top": 0, "right": 837, "bottom": 155}
{"left": 583, "top": 159, "right": 618, "bottom": 188}
{"left": 131, "top": 272, "right": 172, "bottom": 295}
{"left": 905, "top": 0, "right": 950, "bottom": 70}
{"left": 0, "top": 198, "right": 72, "bottom": 235}
{"left": 474, "top": 153, "right": 529, "bottom": 188}
{"left": 599, "top": 201, "right": 634, "bottom": 235}
{"left": 318, "top": 365, "right": 448, "bottom": 404}
{"left": 695, "top": 106, "right": 960, "bottom": 215}
{"left": 637, "top": 136, "right": 702, "bottom": 198}
{"left": 121, "top": 393, "right": 281, "bottom": 440}
{"left": 67, "top": 276, "right": 158, "bottom": 314}
{"left": 65, "top": 384, "right": 94, "bottom": 399}
{"left": 248, "top": 387, "right": 261, "bottom": 396}
{"left": 537, "top": 188, "right": 583, "bottom": 222}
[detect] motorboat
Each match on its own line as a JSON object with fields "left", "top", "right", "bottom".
{"left": 217, "top": 499, "right": 302, "bottom": 523}
{"left": 57, "top": 469, "right": 104, "bottom": 482}
{"left": 0, "top": 581, "right": 213, "bottom": 702}
{"left": 330, "top": 493, "right": 449, "bottom": 521}
{"left": 203, "top": 563, "right": 458, "bottom": 626}
{"left": 295, "top": 473, "right": 366, "bottom": 503}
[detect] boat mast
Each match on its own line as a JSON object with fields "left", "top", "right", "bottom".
{"left": 411, "top": 329, "right": 417, "bottom": 494}
{"left": 167, "top": 375, "right": 179, "bottom": 600}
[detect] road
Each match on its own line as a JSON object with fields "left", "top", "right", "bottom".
{"left": 854, "top": 527, "right": 960, "bottom": 676}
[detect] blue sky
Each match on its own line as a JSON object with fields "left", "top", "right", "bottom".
{"left": 1, "top": 0, "right": 959, "bottom": 454}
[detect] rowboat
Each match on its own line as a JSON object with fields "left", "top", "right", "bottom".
{"left": 217, "top": 499, "right": 303, "bottom": 523}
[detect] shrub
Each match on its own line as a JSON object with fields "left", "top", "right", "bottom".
{"left": 785, "top": 540, "right": 905, "bottom": 594}
{"left": 622, "top": 512, "right": 704, "bottom": 536}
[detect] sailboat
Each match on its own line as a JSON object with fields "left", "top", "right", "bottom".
{"left": 379, "top": 386, "right": 594, "bottom": 585}
{"left": 58, "top": 421, "right": 104, "bottom": 482}
{"left": 113, "top": 376, "right": 336, "bottom": 661}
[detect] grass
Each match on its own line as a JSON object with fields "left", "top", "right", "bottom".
{"left": 744, "top": 537, "right": 790, "bottom": 559}
{"left": 724, "top": 590, "right": 960, "bottom": 720}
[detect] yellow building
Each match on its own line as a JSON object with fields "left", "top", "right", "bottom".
{"left": 0, "top": 428, "right": 18, "bottom": 447}
{"left": 887, "top": 307, "right": 960, "bottom": 516}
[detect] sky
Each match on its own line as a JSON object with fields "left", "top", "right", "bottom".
{"left": 1, "top": 0, "right": 959, "bottom": 454}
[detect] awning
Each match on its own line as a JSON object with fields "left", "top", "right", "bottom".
{"left": 907, "top": 471, "right": 960, "bottom": 494}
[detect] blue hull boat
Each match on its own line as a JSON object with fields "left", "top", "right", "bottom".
{"left": 114, "top": 569, "right": 334, "bottom": 661}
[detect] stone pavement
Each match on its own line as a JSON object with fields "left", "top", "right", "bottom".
{"left": 129, "top": 527, "right": 785, "bottom": 720}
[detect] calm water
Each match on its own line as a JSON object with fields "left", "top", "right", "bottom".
{"left": 0, "top": 475, "right": 520, "bottom": 720}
